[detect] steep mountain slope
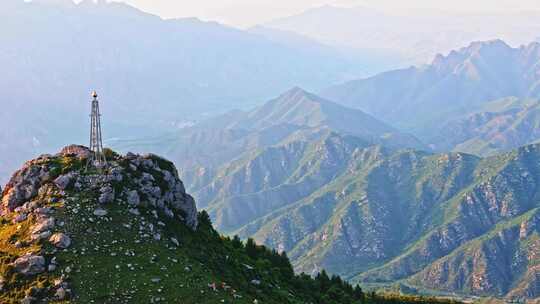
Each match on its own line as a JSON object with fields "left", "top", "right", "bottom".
{"left": 0, "top": 145, "right": 377, "bottom": 304}
{"left": 0, "top": 0, "right": 376, "bottom": 183}
{"left": 431, "top": 98, "right": 540, "bottom": 156}
{"left": 193, "top": 131, "right": 540, "bottom": 300}
{"left": 322, "top": 40, "right": 540, "bottom": 138}
{"left": 111, "top": 87, "right": 425, "bottom": 191}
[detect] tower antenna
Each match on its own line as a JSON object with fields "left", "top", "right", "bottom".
{"left": 87, "top": 91, "right": 107, "bottom": 171}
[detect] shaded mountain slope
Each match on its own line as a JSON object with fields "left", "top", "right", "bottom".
{"left": 322, "top": 40, "right": 540, "bottom": 138}
{"left": 0, "top": 0, "right": 378, "bottom": 183}
{"left": 430, "top": 98, "right": 540, "bottom": 156}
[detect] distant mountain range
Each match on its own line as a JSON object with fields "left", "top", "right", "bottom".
{"left": 0, "top": 0, "right": 391, "bottom": 182}
{"left": 266, "top": 5, "right": 540, "bottom": 64}
{"left": 110, "top": 38, "right": 540, "bottom": 160}
{"left": 191, "top": 129, "right": 540, "bottom": 300}
{"left": 110, "top": 87, "right": 425, "bottom": 192}
{"left": 322, "top": 40, "right": 540, "bottom": 155}
{"left": 113, "top": 85, "right": 540, "bottom": 300}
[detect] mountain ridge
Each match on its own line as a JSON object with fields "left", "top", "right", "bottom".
{"left": 322, "top": 40, "right": 540, "bottom": 148}
{"left": 190, "top": 129, "right": 540, "bottom": 300}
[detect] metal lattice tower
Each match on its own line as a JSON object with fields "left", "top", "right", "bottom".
{"left": 87, "top": 91, "right": 107, "bottom": 170}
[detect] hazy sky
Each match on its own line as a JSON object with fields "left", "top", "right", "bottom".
{"left": 109, "top": 0, "right": 540, "bottom": 28}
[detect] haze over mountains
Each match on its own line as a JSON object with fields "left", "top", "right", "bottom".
{"left": 111, "top": 38, "right": 540, "bottom": 300}
{"left": 5, "top": 0, "right": 540, "bottom": 301}
{"left": 323, "top": 40, "right": 540, "bottom": 154}
{"left": 0, "top": 0, "right": 394, "bottom": 182}
{"left": 266, "top": 5, "right": 540, "bottom": 64}
{"left": 110, "top": 87, "right": 425, "bottom": 188}
{"left": 5, "top": 0, "right": 540, "bottom": 182}
{"left": 113, "top": 85, "right": 540, "bottom": 300}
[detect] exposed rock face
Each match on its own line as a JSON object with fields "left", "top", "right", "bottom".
{"left": 31, "top": 217, "right": 55, "bottom": 234}
{"left": 0, "top": 147, "right": 198, "bottom": 231}
{"left": 116, "top": 153, "right": 198, "bottom": 230}
{"left": 0, "top": 145, "right": 200, "bottom": 302}
{"left": 54, "top": 173, "right": 74, "bottom": 190}
{"left": 98, "top": 185, "right": 115, "bottom": 204}
{"left": 408, "top": 210, "right": 540, "bottom": 298}
{"left": 127, "top": 190, "right": 140, "bottom": 206}
{"left": 59, "top": 145, "right": 92, "bottom": 159}
{"left": 12, "top": 254, "right": 46, "bottom": 276}
{"left": 1, "top": 154, "right": 53, "bottom": 214}
{"left": 49, "top": 233, "right": 72, "bottom": 249}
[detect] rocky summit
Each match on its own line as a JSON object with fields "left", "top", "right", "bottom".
{"left": 1, "top": 145, "right": 412, "bottom": 304}
{"left": 0, "top": 145, "right": 198, "bottom": 303}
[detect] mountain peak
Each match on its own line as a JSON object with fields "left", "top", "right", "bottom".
{"left": 466, "top": 39, "right": 510, "bottom": 50}
{"left": 276, "top": 86, "right": 323, "bottom": 106}
{"left": 279, "top": 86, "right": 315, "bottom": 98}
{"left": 1, "top": 145, "right": 198, "bottom": 228}
{"left": 233, "top": 88, "right": 424, "bottom": 150}
{"left": 432, "top": 39, "right": 513, "bottom": 68}
{"left": 463, "top": 39, "right": 513, "bottom": 58}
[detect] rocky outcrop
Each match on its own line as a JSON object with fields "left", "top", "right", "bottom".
{"left": 116, "top": 153, "right": 198, "bottom": 230}
{"left": 0, "top": 145, "right": 201, "bottom": 303}
{"left": 49, "top": 233, "right": 72, "bottom": 249}
{"left": 1, "top": 154, "right": 54, "bottom": 214}
{"left": 59, "top": 145, "right": 92, "bottom": 159}
{"left": 12, "top": 254, "right": 46, "bottom": 276}
{"left": 407, "top": 209, "right": 540, "bottom": 299}
{"left": 54, "top": 173, "right": 74, "bottom": 190}
{"left": 0, "top": 146, "right": 198, "bottom": 231}
{"left": 98, "top": 185, "right": 114, "bottom": 204}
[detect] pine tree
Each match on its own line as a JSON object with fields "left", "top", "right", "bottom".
{"left": 231, "top": 235, "right": 243, "bottom": 249}
{"left": 316, "top": 270, "right": 331, "bottom": 293}
{"left": 245, "top": 238, "right": 258, "bottom": 259}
